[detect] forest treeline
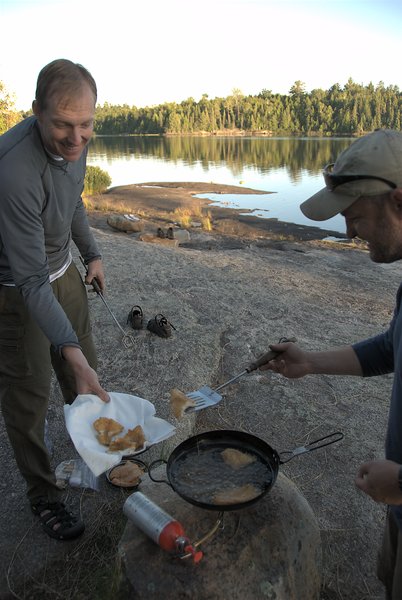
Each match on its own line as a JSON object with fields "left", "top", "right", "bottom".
{"left": 1, "top": 78, "right": 401, "bottom": 137}
{"left": 93, "top": 80, "right": 402, "bottom": 136}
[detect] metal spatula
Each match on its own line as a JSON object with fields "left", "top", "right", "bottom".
{"left": 186, "top": 337, "right": 296, "bottom": 412}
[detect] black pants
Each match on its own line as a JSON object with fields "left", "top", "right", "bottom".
{"left": 378, "top": 509, "right": 402, "bottom": 600}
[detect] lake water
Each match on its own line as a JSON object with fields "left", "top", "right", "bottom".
{"left": 87, "top": 136, "right": 355, "bottom": 235}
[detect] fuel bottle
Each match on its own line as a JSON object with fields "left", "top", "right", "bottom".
{"left": 123, "top": 492, "right": 203, "bottom": 563}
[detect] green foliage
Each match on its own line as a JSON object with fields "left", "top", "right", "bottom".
{"left": 0, "top": 80, "right": 21, "bottom": 134}
{"left": 84, "top": 165, "right": 112, "bottom": 194}
{"left": 94, "top": 79, "right": 402, "bottom": 136}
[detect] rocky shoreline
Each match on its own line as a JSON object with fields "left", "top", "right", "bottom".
{"left": 87, "top": 181, "right": 346, "bottom": 245}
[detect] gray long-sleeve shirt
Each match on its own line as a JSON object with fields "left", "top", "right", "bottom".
{"left": 353, "top": 282, "right": 402, "bottom": 526}
{"left": 0, "top": 116, "right": 100, "bottom": 351}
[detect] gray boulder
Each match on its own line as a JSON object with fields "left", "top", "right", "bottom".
{"left": 118, "top": 470, "right": 322, "bottom": 600}
{"left": 107, "top": 214, "right": 144, "bottom": 232}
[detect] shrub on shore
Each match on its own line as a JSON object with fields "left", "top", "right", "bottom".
{"left": 84, "top": 166, "right": 112, "bottom": 195}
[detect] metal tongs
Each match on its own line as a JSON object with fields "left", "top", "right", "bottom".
{"left": 186, "top": 337, "right": 297, "bottom": 412}
{"left": 79, "top": 256, "right": 134, "bottom": 349}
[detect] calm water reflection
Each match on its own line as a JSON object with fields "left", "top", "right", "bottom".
{"left": 87, "top": 136, "right": 355, "bottom": 234}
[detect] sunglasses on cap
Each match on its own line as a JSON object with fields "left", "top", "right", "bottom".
{"left": 323, "top": 163, "right": 397, "bottom": 191}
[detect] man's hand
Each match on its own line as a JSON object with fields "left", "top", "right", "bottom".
{"left": 259, "top": 344, "right": 362, "bottom": 379}
{"left": 259, "top": 342, "right": 312, "bottom": 379}
{"left": 355, "top": 459, "right": 402, "bottom": 505}
{"left": 62, "top": 346, "right": 109, "bottom": 403}
{"left": 86, "top": 258, "right": 105, "bottom": 294}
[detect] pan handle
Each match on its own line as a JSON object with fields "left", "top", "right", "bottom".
{"left": 279, "top": 431, "right": 344, "bottom": 464}
{"left": 147, "top": 459, "right": 171, "bottom": 486}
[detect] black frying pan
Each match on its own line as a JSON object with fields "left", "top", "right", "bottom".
{"left": 148, "top": 429, "right": 343, "bottom": 511}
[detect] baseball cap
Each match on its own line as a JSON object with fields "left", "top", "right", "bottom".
{"left": 300, "top": 129, "right": 402, "bottom": 221}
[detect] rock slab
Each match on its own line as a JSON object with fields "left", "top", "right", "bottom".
{"left": 107, "top": 214, "right": 144, "bottom": 232}
{"left": 118, "top": 470, "right": 322, "bottom": 600}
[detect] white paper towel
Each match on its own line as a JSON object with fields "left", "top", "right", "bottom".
{"left": 64, "top": 392, "right": 176, "bottom": 476}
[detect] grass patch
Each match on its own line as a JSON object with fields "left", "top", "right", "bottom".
{"left": 83, "top": 194, "right": 147, "bottom": 218}
{"left": 173, "top": 207, "right": 192, "bottom": 228}
{"left": 201, "top": 212, "right": 212, "bottom": 231}
{"left": 173, "top": 206, "right": 213, "bottom": 231}
{"left": 8, "top": 497, "right": 128, "bottom": 600}
{"left": 83, "top": 193, "right": 115, "bottom": 212}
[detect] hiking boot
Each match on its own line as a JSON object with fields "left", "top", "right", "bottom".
{"left": 127, "top": 305, "right": 144, "bottom": 330}
{"left": 147, "top": 314, "right": 176, "bottom": 338}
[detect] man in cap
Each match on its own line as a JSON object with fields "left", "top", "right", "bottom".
{"left": 0, "top": 59, "right": 109, "bottom": 540}
{"left": 261, "top": 129, "right": 402, "bottom": 599}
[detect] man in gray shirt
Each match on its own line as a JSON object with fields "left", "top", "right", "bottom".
{"left": 261, "top": 129, "right": 402, "bottom": 599}
{"left": 0, "top": 59, "right": 109, "bottom": 540}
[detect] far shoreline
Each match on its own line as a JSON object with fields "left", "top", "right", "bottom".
{"left": 93, "top": 131, "right": 360, "bottom": 139}
{"left": 87, "top": 181, "right": 349, "bottom": 245}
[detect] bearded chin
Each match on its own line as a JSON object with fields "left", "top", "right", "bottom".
{"left": 370, "top": 246, "right": 402, "bottom": 264}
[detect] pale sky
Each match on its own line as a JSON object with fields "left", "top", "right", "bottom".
{"left": 1, "top": 0, "right": 401, "bottom": 111}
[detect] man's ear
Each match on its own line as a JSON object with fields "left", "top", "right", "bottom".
{"left": 32, "top": 100, "right": 39, "bottom": 117}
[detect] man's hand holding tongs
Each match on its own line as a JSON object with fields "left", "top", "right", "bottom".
{"left": 82, "top": 257, "right": 105, "bottom": 295}
{"left": 85, "top": 258, "right": 105, "bottom": 294}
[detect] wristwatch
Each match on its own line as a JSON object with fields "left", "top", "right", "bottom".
{"left": 398, "top": 466, "right": 402, "bottom": 491}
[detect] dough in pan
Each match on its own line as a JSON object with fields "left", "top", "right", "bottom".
{"left": 221, "top": 448, "right": 257, "bottom": 470}
{"left": 212, "top": 483, "right": 261, "bottom": 505}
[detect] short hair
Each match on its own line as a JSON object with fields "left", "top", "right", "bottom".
{"left": 35, "top": 59, "right": 97, "bottom": 111}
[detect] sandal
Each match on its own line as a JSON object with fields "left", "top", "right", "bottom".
{"left": 147, "top": 314, "right": 176, "bottom": 338}
{"left": 127, "top": 305, "right": 144, "bottom": 330}
{"left": 167, "top": 227, "right": 175, "bottom": 240}
{"left": 31, "top": 498, "right": 85, "bottom": 541}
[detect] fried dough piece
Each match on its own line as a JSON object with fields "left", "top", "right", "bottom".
{"left": 221, "top": 448, "right": 257, "bottom": 470}
{"left": 93, "top": 417, "right": 124, "bottom": 446}
{"left": 109, "top": 462, "right": 144, "bottom": 486}
{"left": 213, "top": 483, "right": 261, "bottom": 505}
{"left": 108, "top": 425, "right": 146, "bottom": 452}
{"left": 108, "top": 436, "right": 135, "bottom": 452}
{"left": 126, "top": 425, "right": 146, "bottom": 450}
{"left": 170, "top": 388, "right": 196, "bottom": 419}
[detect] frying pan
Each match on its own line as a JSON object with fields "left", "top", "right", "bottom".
{"left": 148, "top": 429, "right": 343, "bottom": 511}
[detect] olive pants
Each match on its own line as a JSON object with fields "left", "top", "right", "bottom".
{"left": 0, "top": 262, "right": 97, "bottom": 503}
{"left": 378, "top": 509, "right": 402, "bottom": 600}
